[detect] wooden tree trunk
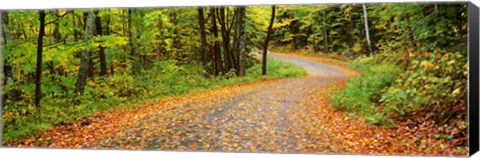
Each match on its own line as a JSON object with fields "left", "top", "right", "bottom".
{"left": 218, "top": 7, "right": 233, "bottom": 72}
{"left": 94, "top": 11, "right": 107, "bottom": 77}
{"left": 0, "top": 10, "right": 11, "bottom": 115}
{"left": 105, "top": 15, "right": 114, "bottom": 75}
{"left": 362, "top": 4, "right": 373, "bottom": 56}
{"left": 322, "top": 9, "right": 328, "bottom": 53}
{"left": 127, "top": 9, "right": 135, "bottom": 57}
{"left": 210, "top": 7, "right": 223, "bottom": 75}
{"left": 0, "top": 11, "right": 9, "bottom": 46}
{"left": 236, "top": 6, "right": 246, "bottom": 77}
{"left": 74, "top": 11, "right": 95, "bottom": 96}
{"left": 35, "top": 10, "right": 46, "bottom": 106}
{"left": 197, "top": 7, "right": 209, "bottom": 69}
{"left": 1, "top": 11, "right": 13, "bottom": 91}
{"left": 262, "top": 5, "right": 276, "bottom": 75}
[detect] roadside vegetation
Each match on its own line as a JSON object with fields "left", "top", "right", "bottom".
{"left": 268, "top": 3, "right": 468, "bottom": 152}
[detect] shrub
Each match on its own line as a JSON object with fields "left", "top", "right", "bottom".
{"left": 380, "top": 51, "right": 467, "bottom": 120}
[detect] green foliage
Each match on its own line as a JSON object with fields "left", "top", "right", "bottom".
{"left": 370, "top": 3, "right": 467, "bottom": 53}
{"left": 380, "top": 51, "right": 467, "bottom": 120}
{"left": 332, "top": 56, "right": 401, "bottom": 125}
{"left": 333, "top": 49, "right": 467, "bottom": 126}
{"left": 247, "top": 59, "right": 307, "bottom": 78}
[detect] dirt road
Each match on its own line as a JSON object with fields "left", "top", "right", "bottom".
{"left": 76, "top": 53, "right": 352, "bottom": 154}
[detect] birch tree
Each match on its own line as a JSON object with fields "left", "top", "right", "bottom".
{"left": 362, "top": 4, "right": 373, "bottom": 55}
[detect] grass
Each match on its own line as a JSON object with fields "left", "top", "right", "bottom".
{"left": 331, "top": 56, "right": 401, "bottom": 125}
{"left": 2, "top": 59, "right": 306, "bottom": 144}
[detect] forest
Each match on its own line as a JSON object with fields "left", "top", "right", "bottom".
{"left": 0, "top": 3, "right": 469, "bottom": 156}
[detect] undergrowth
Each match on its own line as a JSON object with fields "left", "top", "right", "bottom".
{"left": 331, "top": 55, "right": 401, "bottom": 125}
{"left": 331, "top": 50, "right": 467, "bottom": 128}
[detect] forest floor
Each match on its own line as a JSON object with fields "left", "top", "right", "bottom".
{"left": 16, "top": 52, "right": 467, "bottom": 156}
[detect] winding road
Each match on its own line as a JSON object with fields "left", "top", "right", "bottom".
{"left": 32, "top": 53, "right": 352, "bottom": 153}
{"left": 82, "top": 53, "right": 351, "bottom": 153}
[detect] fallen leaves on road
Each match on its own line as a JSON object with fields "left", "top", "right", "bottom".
{"left": 11, "top": 54, "right": 467, "bottom": 157}
{"left": 14, "top": 79, "right": 282, "bottom": 148}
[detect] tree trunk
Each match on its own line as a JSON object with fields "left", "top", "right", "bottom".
{"left": 197, "top": 7, "right": 209, "bottom": 68}
{"left": 74, "top": 11, "right": 95, "bottom": 96}
{"left": 127, "top": 9, "right": 135, "bottom": 57}
{"left": 210, "top": 7, "right": 223, "bottom": 75}
{"left": 1, "top": 11, "right": 12, "bottom": 83}
{"left": 1, "top": 11, "right": 13, "bottom": 94}
{"left": 94, "top": 11, "right": 107, "bottom": 77}
{"left": 218, "top": 7, "right": 233, "bottom": 72}
{"left": 35, "top": 10, "right": 46, "bottom": 106}
{"left": 235, "top": 7, "right": 247, "bottom": 77}
{"left": 105, "top": 14, "right": 114, "bottom": 76}
{"left": 0, "top": 11, "right": 9, "bottom": 45}
{"left": 322, "top": 9, "right": 328, "bottom": 53}
{"left": 262, "top": 5, "right": 276, "bottom": 75}
{"left": 0, "top": 13, "right": 11, "bottom": 141}
{"left": 362, "top": 4, "right": 373, "bottom": 56}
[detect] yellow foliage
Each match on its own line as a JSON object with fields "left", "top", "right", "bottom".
{"left": 452, "top": 88, "right": 462, "bottom": 96}
{"left": 420, "top": 61, "right": 433, "bottom": 69}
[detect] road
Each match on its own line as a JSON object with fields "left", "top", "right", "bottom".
{"left": 38, "top": 53, "right": 351, "bottom": 153}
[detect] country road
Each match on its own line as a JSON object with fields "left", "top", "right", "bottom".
{"left": 82, "top": 53, "right": 352, "bottom": 153}
{"left": 24, "top": 53, "right": 354, "bottom": 154}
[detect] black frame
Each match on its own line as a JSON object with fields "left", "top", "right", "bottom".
{"left": 468, "top": 1, "right": 479, "bottom": 156}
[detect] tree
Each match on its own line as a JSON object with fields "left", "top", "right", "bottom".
{"left": 322, "top": 8, "right": 328, "bottom": 53}
{"left": 262, "top": 5, "right": 276, "bottom": 75}
{"left": 209, "top": 7, "right": 223, "bottom": 75}
{"left": 1, "top": 11, "right": 12, "bottom": 108}
{"left": 35, "top": 10, "right": 46, "bottom": 106}
{"left": 74, "top": 10, "right": 95, "bottom": 96}
{"left": 362, "top": 4, "right": 373, "bottom": 55}
{"left": 235, "top": 6, "right": 247, "bottom": 77}
{"left": 218, "top": 7, "right": 234, "bottom": 72}
{"left": 94, "top": 10, "right": 107, "bottom": 77}
{"left": 197, "top": 7, "right": 209, "bottom": 72}
{"left": 127, "top": 9, "right": 135, "bottom": 57}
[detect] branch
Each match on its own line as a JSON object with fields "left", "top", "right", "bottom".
{"left": 44, "top": 10, "right": 73, "bottom": 26}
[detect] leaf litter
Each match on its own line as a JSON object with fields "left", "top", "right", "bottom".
{"left": 13, "top": 54, "right": 467, "bottom": 156}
